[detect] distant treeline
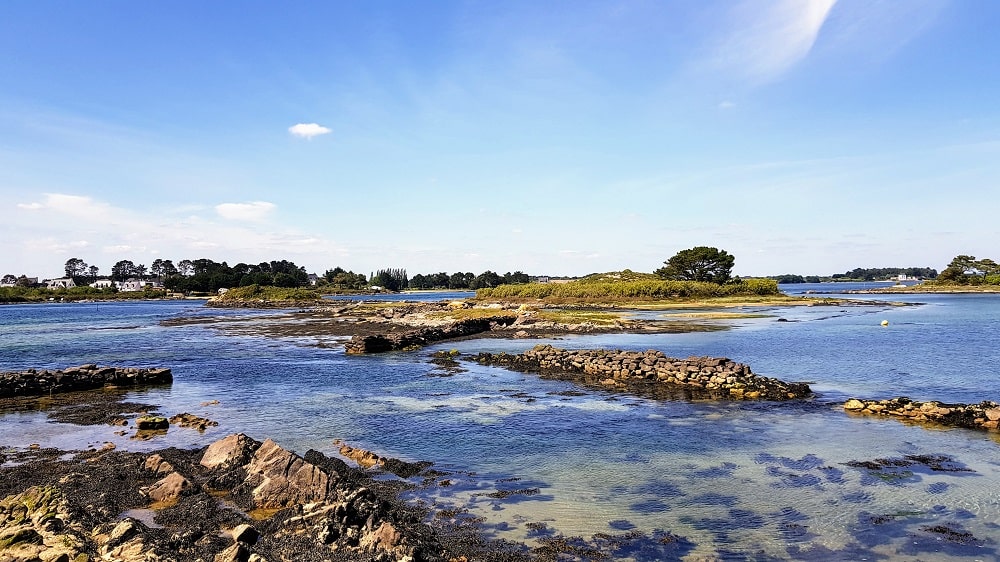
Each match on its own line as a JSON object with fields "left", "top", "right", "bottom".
{"left": 771, "top": 267, "right": 938, "bottom": 284}
{"left": 5, "top": 256, "right": 538, "bottom": 295}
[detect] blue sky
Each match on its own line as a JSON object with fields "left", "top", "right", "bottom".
{"left": 2, "top": 0, "right": 998, "bottom": 279}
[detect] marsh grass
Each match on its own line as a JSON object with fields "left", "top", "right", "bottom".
{"left": 477, "top": 278, "right": 781, "bottom": 303}
{"left": 431, "top": 308, "right": 519, "bottom": 321}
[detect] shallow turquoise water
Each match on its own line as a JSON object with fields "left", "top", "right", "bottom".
{"left": 2, "top": 292, "right": 1000, "bottom": 560}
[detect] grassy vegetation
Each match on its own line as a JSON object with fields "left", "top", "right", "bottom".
{"left": 432, "top": 307, "right": 519, "bottom": 321}
{"left": 213, "top": 284, "right": 320, "bottom": 302}
{"left": 476, "top": 276, "right": 782, "bottom": 303}
{"left": 533, "top": 309, "right": 623, "bottom": 325}
{"left": 0, "top": 286, "right": 169, "bottom": 303}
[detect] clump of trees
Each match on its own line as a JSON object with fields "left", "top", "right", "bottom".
{"left": 772, "top": 274, "right": 822, "bottom": 284}
{"left": 655, "top": 247, "right": 735, "bottom": 284}
{"left": 321, "top": 267, "right": 369, "bottom": 290}
{"left": 163, "top": 259, "right": 309, "bottom": 292}
{"left": 370, "top": 268, "right": 409, "bottom": 292}
{"left": 394, "top": 271, "right": 530, "bottom": 290}
{"left": 936, "top": 255, "right": 1000, "bottom": 285}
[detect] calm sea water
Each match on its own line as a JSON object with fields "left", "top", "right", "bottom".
{"left": 2, "top": 286, "right": 999, "bottom": 561}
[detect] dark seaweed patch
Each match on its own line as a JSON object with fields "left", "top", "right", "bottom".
{"left": 686, "top": 492, "right": 739, "bottom": 507}
{"left": 844, "top": 453, "right": 976, "bottom": 487}
{"left": 765, "top": 466, "right": 823, "bottom": 488}
{"left": 680, "top": 508, "right": 765, "bottom": 544}
{"left": 927, "top": 482, "right": 950, "bottom": 494}
{"left": 628, "top": 499, "right": 671, "bottom": 514}
{"left": 694, "top": 461, "right": 739, "bottom": 478}
{"left": 608, "top": 519, "right": 636, "bottom": 530}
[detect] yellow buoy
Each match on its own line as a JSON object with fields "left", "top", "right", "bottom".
{"left": 881, "top": 320, "right": 889, "bottom": 327}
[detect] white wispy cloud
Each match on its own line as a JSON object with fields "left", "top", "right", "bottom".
{"left": 5, "top": 193, "right": 341, "bottom": 276}
{"left": 709, "top": 0, "right": 837, "bottom": 84}
{"left": 215, "top": 201, "right": 276, "bottom": 221}
{"left": 288, "top": 123, "right": 332, "bottom": 139}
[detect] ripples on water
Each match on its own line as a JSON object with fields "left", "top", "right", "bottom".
{"left": 2, "top": 290, "right": 1000, "bottom": 560}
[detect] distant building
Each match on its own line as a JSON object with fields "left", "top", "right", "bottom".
{"left": 45, "top": 278, "right": 76, "bottom": 289}
{"left": 536, "top": 276, "right": 551, "bottom": 284}
{"left": 307, "top": 273, "right": 320, "bottom": 286}
{"left": 118, "top": 279, "right": 164, "bottom": 292}
{"left": 90, "top": 279, "right": 164, "bottom": 292}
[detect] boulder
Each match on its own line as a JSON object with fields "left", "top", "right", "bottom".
{"left": 231, "top": 523, "right": 260, "bottom": 545}
{"left": 201, "top": 433, "right": 260, "bottom": 471}
{"left": 143, "top": 454, "right": 174, "bottom": 475}
{"left": 135, "top": 416, "right": 168, "bottom": 430}
{"left": 359, "top": 520, "right": 403, "bottom": 553}
{"left": 144, "top": 471, "right": 197, "bottom": 503}
{"left": 240, "top": 439, "right": 332, "bottom": 508}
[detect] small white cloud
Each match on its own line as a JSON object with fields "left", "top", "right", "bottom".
{"left": 215, "top": 201, "right": 276, "bottom": 221}
{"left": 288, "top": 123, "right": 332, "bottom": 139}
{"left": 719, "top": 101, "right": 736, "bottom": 109}
{"left": 17, "top": 202, "right": 44, "bottom": 210}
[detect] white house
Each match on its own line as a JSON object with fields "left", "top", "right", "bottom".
{"left": 89, "top": 279, "right": 164, "bottom": 291}
{"left": 46, "top": 278, "right": 76, "bottom": 289}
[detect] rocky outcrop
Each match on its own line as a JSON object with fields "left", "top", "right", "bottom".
{"left": 0, "top": 434, "right": 455, "bottom": 561}
{"left": 237, "top": 438, "right": 335, "bottom": 508}
{"left": 474, "top": 344, "right": 811, "bottom": 401}
{"left": 204, "top": 434, "right": 442, "bottom": 560}
{"left": 844, "top": 397, "right": 1000, "bottom": 431}
{"left": 0, "top": 365, "right": 172, "bottom": 398}
{"left": 345, "top": 317, "right": 516, "bottom": 354}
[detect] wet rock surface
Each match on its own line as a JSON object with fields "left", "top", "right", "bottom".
{"left": 0, "top": 365, "right": 172, "bottom": 398}
{"left": 473, "top": 344, "right": 812, "bottom": 401}
{"left": 844, "top": 397, "right": 1000, "bottom": 432}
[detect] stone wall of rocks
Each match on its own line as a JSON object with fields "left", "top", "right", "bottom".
{"left": 0, "top": 365, "right": 172, "bottom": 398}
{"left": 474, "top": 344, "right": 811, "bottom": 401}
{"left": 345, "top": 316, "right": 516, "bottom": 354}
{"left": 844, "top": 397, "right": 1000, "bottom": 431}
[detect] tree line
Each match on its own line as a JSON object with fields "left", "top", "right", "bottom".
{"left": 3, "top": 257, "right": 536, "bottom": 295}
